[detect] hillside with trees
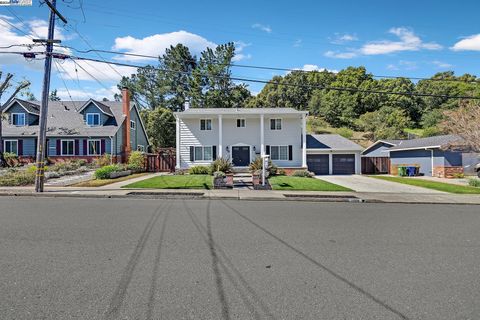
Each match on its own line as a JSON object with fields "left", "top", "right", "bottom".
{"left": 117, "top": 42, "right": 480, "bottom": 149}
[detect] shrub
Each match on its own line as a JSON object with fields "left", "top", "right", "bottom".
{"left": 189, "top": 165, "right": 210, "bottom": 175}
{"left": 249, "top": 157, "right": 277, "bottom": 176}
{"left": 3, "top": 152, "right": 19, "bottom": 167}
{"left": 94, "top": 154, "right": 111, "bottom": 167}
{"left": 173, "top": 170, "right": 185, "bottom": 175}
{"left": 0, "top": 170, "right": 35, "bottom": 186}
{"left": 73, "top": 159, "right": 88, "bottom": 167}
{"left": 94, "top": 164, "right": 123, "bottom": 179}
{"left": 277, "top": 168, "right": 286, "bottom": 176}
{"left": 452, "top": 172, "right": 465, "bottom": 179}
{"left": 127, "top": 151, "right": 145, "bottom": 172}
{"left": 49, "top": 160, "right": 84, "bottom": 173}
{"left": 210, "top": 157, "right": 232, "bottom": 174}
{"left": 213, "top": 171, "right": 226, "bottom": 178}
{"left": 292, "top": 170, "right": 314, "bottom": 178}
{"left": 468, "top": 178, "right": 480, "bottom": 188}
{"left": 334, "top": 127, "right": 354, "bottom": 139}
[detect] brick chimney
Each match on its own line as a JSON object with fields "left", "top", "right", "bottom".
{"left": 122, "top": 87, "right": 131, "bottom": 162}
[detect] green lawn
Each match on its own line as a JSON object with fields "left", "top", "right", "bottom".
{"left": 122, "top": 175, "right": 212, "bottom": 189}
{"left": 370, "top": 176, "right": 480, "bottom": 194}
{"left": 269, "top": 176, "right": 352, "bottom": 191}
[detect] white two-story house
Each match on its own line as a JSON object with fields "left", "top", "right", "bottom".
{"left": 174, "top": 108, "right": 308, "bottom": 171}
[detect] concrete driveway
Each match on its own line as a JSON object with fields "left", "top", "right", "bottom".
{"left": 316, "top": 175, "right": 446, "bottom": 193}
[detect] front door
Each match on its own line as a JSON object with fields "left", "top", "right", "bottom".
{"left": 232, "top": 146, "right": 250, "bottom": 167}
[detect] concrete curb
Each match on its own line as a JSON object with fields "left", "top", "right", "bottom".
{"left": 1, "top": 191, "right": 480, "bottom": 205}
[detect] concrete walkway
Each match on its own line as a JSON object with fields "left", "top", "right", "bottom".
{"left": 315, "top": 175, "right": 446, "bottom": 193}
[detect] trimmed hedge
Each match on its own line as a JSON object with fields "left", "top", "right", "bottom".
{"left": 189, "top": 165, "right": 210, "bottom": 175}
{"left": 94, "top": 164, "right": 124, "bottom": 179}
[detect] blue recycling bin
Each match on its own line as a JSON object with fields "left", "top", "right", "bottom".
{"left": 406, "top": 166, "right": 417, "bottom": 177}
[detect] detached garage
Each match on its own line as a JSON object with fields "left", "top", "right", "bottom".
{"left": 306, "top": 134, "right": 363, "bottom": 175}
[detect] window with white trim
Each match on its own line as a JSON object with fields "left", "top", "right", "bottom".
{"left": 12, "top": 113, "right": 26, "bottom": 126}
{"left": 200, "top": 119, "right": 212, "bottom": 131}
{"left": 61, "top": 140, "right": 75, "bottom": 156}
{"left": 130, "top": 120, "right": 136, "bottom": 130}
{"left": 86, "top": 113, "right": 100, "bottom": 126}
{"left": 270, "top": 118, "right": 282, "bottom": 130}
{"left": 4, "top": 140, "right": 18, "bottom": 154}
{"left": 194, "top": 146, "right": 213, "bottom": 161}
{"left": 270, "top": 145, "right": 288, "bottom": 160}
{"left": 137, "top": 145, "right": 145, "bottom": 152}
{"left": 88, "top": 139, "right": 101, "bottom": 156}
{"left": 236, "top": 118, "right": 246, "bottom": 128}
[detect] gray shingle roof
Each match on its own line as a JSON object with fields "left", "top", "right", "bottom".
{"left": 3, "top": 99, "right": 41, "bottom": 115}
{"left": 306, "top": 134, "right": 363, "bottom": 151}
{"left": 2, "top": 100, "right": 126, "bottom": 138}
{"left": 388, "top": 134, "right": 464, "bottom": 151}
{"left": 78, "top": 100, "right": 114, "bottom": 117}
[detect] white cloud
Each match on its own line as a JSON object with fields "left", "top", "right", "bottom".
{"left": 288, "top": 64, "right": 338, "bottom": 74}
{"left": 232, "top": 41, "right": 252, "bottom": 62}
{"left": 252, "top": 23, "right": 272, "bottom": 33}
{"left": 293, "top": 39, "right": 302, "bottom": 47}
{"left": 54, "top": 59, "right": 136, "bottom": 82}
{"left": 330, "top": 33, "right": 358, "bottom": 44}
{"left": 385, "top": 60, "right": 418, "bottom": 71}
{"left": 451, "top": 34, "right": 480, "bottom": 51}
{"left": 360, "top": 27, "right": 442, "bottom": 55}
{"left": 325, "top": 27, "right": 442, "bottom": 59}
{"left": 432, "top": 60, "right": 453, "bottom": 68}
{"left": 324, "top": 50, "right": 358, "bottom": 59}
{"left": 56, "top": 86, "right": 119, "bottom": 101}
{"left": 112, "top": 30, "right": 216, "bottom": 61}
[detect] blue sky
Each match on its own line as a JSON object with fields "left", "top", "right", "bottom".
{"left": 1, "top": 0, "right": 479, "bottom": 101}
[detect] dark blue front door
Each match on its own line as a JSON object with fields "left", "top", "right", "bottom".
{"left": 232, "top": 146, "right": 250, "bottom": 167}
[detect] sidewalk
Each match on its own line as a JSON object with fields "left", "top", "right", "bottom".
{"left": 1, "top": 185, "right": 480, "bottom": 204}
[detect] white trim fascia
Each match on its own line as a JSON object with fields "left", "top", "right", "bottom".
{"left": 389, "top": 145, "right": 442, "bottom": 152}
{"left": 361, "top": 140, "right": 397, "bottom": 155}
{"left": 2, "top": 99, "right": 38, "bottom": 115}
{"left": 77, "top": 99, "right": 113, "bottom": 116}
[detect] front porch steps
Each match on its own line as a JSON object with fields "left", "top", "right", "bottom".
{"left": 233, "top": 173, "right": 253, "bottom": 190}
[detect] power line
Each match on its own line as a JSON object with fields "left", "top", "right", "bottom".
{"left": 71, "top": 59, "right": 117, "bottom": 96}
{"left": 6, "top": 7, "right": 44, "bottom": 40}
{"left": 0, "top": 16, "right": 34, "bottom": 39}
{"left": 2, "top": 50, "right": 479, "bottom": 101}
{"left": 52, "top": 59, "right": 79, "bottom": 110}
{"left": 69, "top": 55, "right": 480, "bottom": 100}
{"left": 54, "top": 44, "right": 480, "bottom": 84}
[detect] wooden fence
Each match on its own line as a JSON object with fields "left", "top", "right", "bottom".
{"left": 145, "top": 148, "right": 176, "bottom": 173}
{"left": 361, "top": 157, "right": 391, "bottom": 174}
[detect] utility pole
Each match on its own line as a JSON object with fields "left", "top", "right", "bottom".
{"left": 34, "top": 0, "right": 67, "bottom": 192}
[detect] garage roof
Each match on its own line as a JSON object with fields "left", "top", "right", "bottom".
{"left": 306, "top": 134, "right": 363, "bottom": 151}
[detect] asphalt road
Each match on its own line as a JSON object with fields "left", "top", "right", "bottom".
{"left": 0, "top": 197, "right": 479, "bottom": 320}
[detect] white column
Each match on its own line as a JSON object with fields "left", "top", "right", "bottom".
{"left": 355, "top": 153, "right": 360, "bottom": 174}
{"left": 328, "top": 153, "right": 333, "bottom": 175}
{"left": 218, "top": 114, "right": 223, "bottom": 158}
{"left": 260, "top": 114, "right": 265, "bottom": 156}
{"left": 175, "top": 116, "right": 180, "bottom": 169}
{"left": 302, "top": 113, "right": 307, "bottom": 168}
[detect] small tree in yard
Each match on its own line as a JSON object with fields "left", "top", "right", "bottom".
{"left": 0, "top": 72, "right": 30, "bottom": 167}
{"left": 442, "top": 101, "right": 480, "bottom": 151}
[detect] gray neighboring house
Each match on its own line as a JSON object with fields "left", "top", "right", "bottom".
{"left": 1, "top": 89, "right": 148, "bottom": 163}
{"left": 386, "top": 134, "right": 478, "bottom": 177}
{"left": 361, "top": 139, "right": 403, "bottom": 174}
{"left": 306, "top": 134, "right": 363, "bottom": 175}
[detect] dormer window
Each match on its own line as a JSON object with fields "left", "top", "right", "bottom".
{"left": 130, "top": 120, "right": 136, "bottom": 130}
{"left": 12, "top": 113, "right": 25, "bottom": 126}
{"left": 86, "top": 113, "right": 100, "bottom": 126}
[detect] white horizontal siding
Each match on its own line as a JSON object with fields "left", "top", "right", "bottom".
{"left": 178, "top": 115, "right": 304, "bottom": 169}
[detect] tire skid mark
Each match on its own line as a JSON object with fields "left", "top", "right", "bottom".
{"left": 105, "top": 202, "right": 167, "bottom": 320}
